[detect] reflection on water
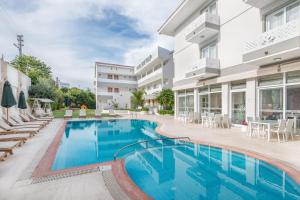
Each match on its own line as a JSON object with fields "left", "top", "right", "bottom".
{"left": 125, "top": 144, "right": 300, "bottom": 200}
{"left": 52, "top": 119, "right": 161, "bottom": 170}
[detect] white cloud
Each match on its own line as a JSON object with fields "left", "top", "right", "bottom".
{"left": 0, "top": 0, "right": 180, "bottom": 89}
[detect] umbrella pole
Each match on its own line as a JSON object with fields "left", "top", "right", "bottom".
{"left": 6, "top": 108, "right": 8, "bottom": 121}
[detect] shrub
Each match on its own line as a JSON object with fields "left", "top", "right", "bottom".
{"left": 158, "top": 110, "right": 174, "bottom": 115}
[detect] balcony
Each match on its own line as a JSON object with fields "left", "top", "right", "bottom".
{"left": 243, "top": 21, "right": 300, "bottom": 66}
{"left": 98, "top": 78, "right": 137, "bottom": 87}
{"left": 185, "top": 58, "right": 220, "bottom": 80}
{"left": 243, "top": 0, "right": 277, "bottom": 8}
{"left": 97, "top": 92, "right": 113, "bottom": 99}
{"left": 186, "top": 12, "right": 220, "bottom": 44}
{"left": 137, "top": 68, "right": 163, "bottom": 87}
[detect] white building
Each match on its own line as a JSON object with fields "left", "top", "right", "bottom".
{"left": 135, "top": 47, "right": 174, "bottom": 109}
{"left": 159, "top": 0, "right": 300, "bottom": 130}
{"left": 94, "top": 62, "right": 137, "bottom": 111}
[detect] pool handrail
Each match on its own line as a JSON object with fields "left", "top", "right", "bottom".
{"left": 113, "top": 136, "right": 191, "bottom": 161}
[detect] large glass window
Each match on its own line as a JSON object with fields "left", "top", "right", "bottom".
{"left": 266, "top": 1, "right": 300, "bottom": 31}
{"left": 199, "top": 95, "right": 209, "bottom": 113}
{"left": 232, "top": 92, "right": 246, "bottom": 125}
{"left": 287, "top": 70, "right": 300, "bottom": 84}
{"left": 211, "top": 93, "right": 222, "bottom": 114}
{"left": 177, "top": 90, "right": 194, "bottom": 114}
{"left": 260, "top": 88, "right": 283, "bottom": 120}
{"left": 286, "top": 86, "right": 300, "bottom": 131}
{"left": 201, "top": 42, "right": 217, "bottom": 59}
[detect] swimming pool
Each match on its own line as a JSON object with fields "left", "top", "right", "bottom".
{"left": 52, "top": 119, "right": 161, "bottom": 170}
{"left": 125, "top": 144, "right": 300, "bottom": 200}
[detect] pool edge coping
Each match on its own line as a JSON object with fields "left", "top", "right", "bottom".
{"left": 31, "top": 118, "right": 300, "bottom": 200}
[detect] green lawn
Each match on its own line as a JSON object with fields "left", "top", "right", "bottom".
{"left": 53, "top": 109, "right": 119, "bottom": 118}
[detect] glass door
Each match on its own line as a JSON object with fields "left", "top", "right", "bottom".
{"left": 199, "top": 94, "right": 209, "bottom": 113}
{"left": 286, "top": 85, "right": 300, "bottom": 133}
{"left": 232, "top": 91, "right": 246, "bottom": 125}
{"left": 259, "top": 88, "right": 283, "bottom": 120}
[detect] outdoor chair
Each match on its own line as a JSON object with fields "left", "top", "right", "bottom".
{"left": 0, "top": 151, "right": 7, "bottom": 161}
{"left": 213, "top": 114, "right": 222, "bottom": 128}
{"left": 0, "top": 132, "right": 31, "bottom": 143}
{"left": 79, "top": 109, "right": 87, "bottom": 118}
{"left": 0, "top": 141, "right": 23, "bottom": 155}
{"left": 64, "top": 110, "right": 73, "bottom": 118}
{"left": 284, "top": 119, "right": 294, "bottom": 141}
{"left": 201, "top": 113, "right": 209, "bottom": 128}
{"left": 10, "top": 114, "right": 45, "bottom": 128}
{"left": 222, "top": 114, "right": 230, "bottom": 128}
{"left": 95, "top": 110, "right": 101, "bottom": 118}
{"left": 0, "top": 120, "right": 38, "bottom": 136}
{"left": 270, "top": 119, "right": 286, "bottom": 142}
{"left": 4, "top": 116, "right": 42, "bottom": 130}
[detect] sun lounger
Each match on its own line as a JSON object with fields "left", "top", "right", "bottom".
{"left": 0, "top": 141, "right": 22, "bottom": 154}
{"left": 0, "top": 120, "right": 39, "bottom": 136}
{"left": 10, "top": 115, "right": 45, "bottom": 128}
{"left": 0, "top": 151, "right": 7, "bottom": 161}
{"left": 79, "top": 109, "right": 86, "bottom": 118}
{"left": 0, "top": 132, "right": 31, "bottom": 143}
{"left": 64, "top": 110, "right": 73, "bottom": 118}
{"left": 95, "top": 110, "right": 101, "bottom": 118}
{"left": 25, "top": 112, "right": 51, "bottom": 123}
{"left": 4, "top": 117, "right": 42, "bottom": 130}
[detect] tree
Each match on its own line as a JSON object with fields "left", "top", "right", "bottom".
{"left": 131, "top": 90, "right": 145, "bottom": 109}
{"left": 11, "top": 55, "right": 52, "bottom": 85}
{"left": 156, "top": 89, "right": 174, "bottom": 110}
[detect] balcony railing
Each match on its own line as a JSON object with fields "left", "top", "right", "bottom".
{"left": 243, "top": 21, "right": 300, "bottom": 65}
{"left": 98, "top": 78, "right": 137, "bottom": 85}
{"left": 185, "top": 58, "right": 220, "bottom": 80}
{"left": 186, "top": 12, "right": 220, "bottom": 44}
{"left": 137, "top": 68, "right": 163, "bottom": 87}
{"left": 97, "top": 91, "right": 113, "bottom": 97}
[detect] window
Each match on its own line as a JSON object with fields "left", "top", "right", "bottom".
{"left": 259, "top": 74, "right": 283, "bottom": 86}
{"left": 266, "top": 1, "right": 300, "bottom": 31}
{"left": 177, "top": 90, "right": 194, "bottom": 114}
{"left": 260, "top": 88, "right": 283, "bottom": 120}
{"left": 108, "top": 74, "right": 113, "bottom": 79}
{"left": 114, "top": 75, "right": 119, "bottom": 80}
{"left": 232, "top": 92, "right": 246, "bottom": 124}
{"left": 114, "top": 88, "right": 119, "bottom": 93}
{"left": 108, "top": 87, "right": 113, "bottom": 93}
{"left": 201, "top": 42, "right": 217, "bottom": 59}
{"left": 210, "top": 93, "right": 222, "bottom": 114}
{"left": 287, "top": 70, "right": 300, "bottom": 84}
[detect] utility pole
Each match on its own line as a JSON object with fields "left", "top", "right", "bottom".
{"left": 13, "top": 34, "right": 24, "bottom": 56}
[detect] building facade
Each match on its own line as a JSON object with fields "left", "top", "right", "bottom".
{"left": 135, "top": 47, "right": 174, "bottom": 110}
{"left": 94, "top": 62, "right": 137, "bottom": 111}
{"left": 159, "top": 0, "right": 300, "bottom": 130}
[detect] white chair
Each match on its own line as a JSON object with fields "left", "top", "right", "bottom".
{"left": 208, "top": 113, "right": 215, "bottom": 128}
{"left": 79, "top": 109, "right": 86, "bottom": 118}
{"left": 222, "top": 114, "right": 230, "bottom": 128}
{"left": 213, "top": 114, "right": 222, "bottom": 128}
{"left": 270, "top": 120, "right": 286, "bottom": 142}
{"left": 201, "top": 113, "right": 208, "bottom": 128}
{"left": 64, "top": 110, "right": 73, "bottom": 118}
{"left": 284, "top": 119, "right": 294, "bottom": 141}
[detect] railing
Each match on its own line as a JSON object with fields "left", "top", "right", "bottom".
{"left": 244, "top": 20, "right": 300, "bottom": 53}
{"left": 113, "top": 137, "right": 191, "bottom": 160}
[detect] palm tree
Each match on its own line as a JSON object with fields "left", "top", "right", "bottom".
{"left": 156, "top": 89, "right": 174, "bottom": 110}
{"left": 131, "top": 90, "right": 145, "bottom": 109}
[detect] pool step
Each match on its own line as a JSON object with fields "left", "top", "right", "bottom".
{"left": 102, "top": 170, "right": 130, "bottom": 200}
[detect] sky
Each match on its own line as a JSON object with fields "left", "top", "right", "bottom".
{"left": 0, "top": 0, "right": 181, "bottom": 89}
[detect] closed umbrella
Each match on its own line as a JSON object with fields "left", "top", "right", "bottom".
{"left": 18, "top": 91, "right": 27, "bottom": 109}
{"left": 1, "top": 81, "right": 17, "bottom": 121}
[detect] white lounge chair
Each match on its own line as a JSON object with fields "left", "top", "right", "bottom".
{"left": 95, "top": 110, "right": 101, "bottom": 118}
{"left": 0, "top": 151, "right": 7, "bottom": 161}
{"left": 0, "top": 120, "right": 39, "bottom": 136}
{"left": 64, "top": 110, "right": 73, "bottom": 118}
{"left": 10, "top": 114, "right": 44, "bottom": 128}
{"left": 0, "top": 132, "right": 31, "bottom": 142}
{"left": 4, "top": 116, "right": 42, "bottom": 130}
{"left": 0, "top": 141, "right": 23, "bottom": 155}
{"left": 79, "top": 109, "right": 86, "bottom": 118}
{"left": 222, "top": 114, "right": 230, "bottom": 128}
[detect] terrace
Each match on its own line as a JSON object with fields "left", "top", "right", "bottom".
{"left": 1, "top": 114, "right": 300, "bottom": 200}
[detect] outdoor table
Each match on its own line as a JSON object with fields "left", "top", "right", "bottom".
{"left": 249, "top": 120, "right": 278, "bottom": 142}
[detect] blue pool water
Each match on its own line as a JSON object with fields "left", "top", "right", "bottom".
{"left": 125, "top": 144, "right": 300, "bottom": 200}
{"left": 52, "top": 119, "right": 300, "bottom": 200}
{"left": 52, "top": 119, "right": 161, "bottom": 170}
